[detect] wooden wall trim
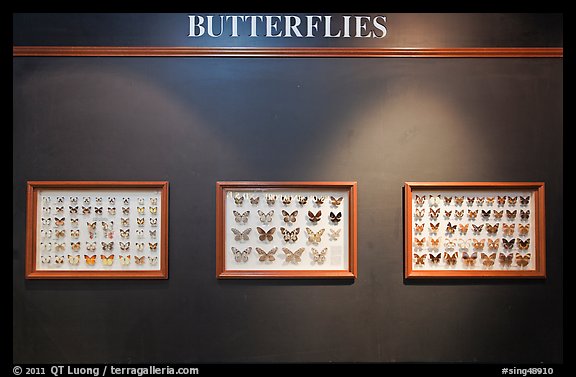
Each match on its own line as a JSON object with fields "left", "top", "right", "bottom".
{"left": 13, "top": 46, "right": 563, "bottom": 58}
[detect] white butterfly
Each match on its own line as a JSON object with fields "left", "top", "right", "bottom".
{"left": 458, "top": 238, "right": 471, "bottom": 250}
{"left": 150, "top": 197, "right": 158, "bottom": 205}
{"left": 119, "top": 255, "right": 131, "bottom": 265}
{"left": 428, "top": 195, "right": 442, "bottom": 206}
{"left": 108, "top": 197, "right": 116, "bottom": 205}
{"left": 120, "top": 241, "right": 130, "bottom": 251}
{"left": 136, "top": 229, "right": 144, "bottom": 238}
{"left": 41, "top": 229, "right": 52, "bottom": 239}
{"left": 69, "top": 197, "right": 78, "bottom": 204}
{"left": 41, "top": 218, "right": 51, "bottom": 226}
{"left": 42, "top": 207, "right": 51, "bottom": 214}
{"left": 136, "top": 242, "right": 145, "bottom": 251}
{"left": 231, "top": 228, "right": 251, "bottom": 241}
{"left": 329, "top": 229, "right": 341, "bottom": 240}
{"left": 56, "top": 196, "right": 64, "bottom": 203}
{"left": 121, "top": 218, "right": 130, "bottom": 226}
{"left": 41, "top": 255, "right": 51, "bottom": 264}
{"left": 67, "top": 254, "right": 80, "bottom": 265}
{"left": 232, "top": 247, "right": 251, "bottom": 263}
{"left": 86, "top": 242, "right": 97, "bottom": 251}
{"left": 148, "top": 256, "right": 158, "bottom": 265}
{"left": 122, "top": 197, "right": 130, "bottom": 205}
{"left": 55, "top": 243, "right": 65, "bottom": 252}
{"left": 95, "top": 197, "right": 103, "bottom": 204}
{"left": 233, "top": 210, "right": 250, "bottom": 224}
{"left": 149, "top": 230, "right": 157, "bottom": 239}
{"left": 257, "top": 210, "right": 274, "bottom": 223}
{"left": 102, "top": 221, "right": 114, "bottom": 231}
{"left": 70, "top": 218, "right": 79, "bottom": 227}
{"left": 40, "top": 242, "right": 52, "bottom": 252}
{"left": 265, "top": 194, "right": 277, "bottom": 205}
{"left": 42, "top": 197, "right": 51, "bottom": 205}
{"left": 138, "top": 198, "right": 145, "bottom": 205}
{"left": 83, "top": 197, "right": 91, "bottom": 204}
{"left": 150, "top": 218, "right": 158, "bottom": 227}
{"left": 311, "top": 248, "right": 328, "bottom": 264}
{"left": 54, "top": 256, "right": 64, "bottom": 264}
{"left": 444, "top": 239, "right": 456, "bottom": 249}
{"left": 70, "top": 229, "right": 80, "bottom": 238}
{"left": 120, "top": 229, "right": 130, "bottom": 239}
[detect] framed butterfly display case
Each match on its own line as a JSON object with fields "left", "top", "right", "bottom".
{"left": 26, "top": 181, "right": 169, "bottom": 279}
{"left": 216, "top": 181, "right": 357, "bottom": 279}
{"left": 404, "top": 182, "right": 546, "bottom": 279}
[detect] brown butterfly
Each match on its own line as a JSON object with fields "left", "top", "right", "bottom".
{"left": 506, "top": 210, "right": 517, "bottom": 220}
{"left": 82, "top": 206, "right": 91, "bottom": 214}
{"left": 517, "top": 238, "right": 530, "bottom": 250}
{"left": 305, "top": 228, "right": 325, "bottom": 243}
{"left": 481, "top": 252, "right": 496, "bottom": 267}
{"left": 429, "top": 253, "right": 441, "bottom": 264}
{"left": 444, "top": 252, "right": 458, "bottom": 265}
{"left": 444, "top": 210, "right": 452, "bottom": 218}
{"left": 455, "top": 210, "right": 464, "bottom": 219}
{"left": 70, "top": 241, "right": 81, "bottom": 251}
{"left": 445, "top": 222, "right": 456, "bottom": 234}
{"left": 134, "top": 256, "right": 146, "bottom": 265}
{"left": 520, "top": 210, "right": 530, "bottom": 220}
{"left": 486, "top": 197, "right": 495, "bottom": 205}
{"left": 266, "top": 194, "right": 277, "bottom": 205}
{"left": 508, "top": 196, "right": 518, "bottom": 206}
{"left": 256, "top": 247, "right": 278, "bottom": 262}
{"left": 454, "top": 196, "right": 464, "bottom": 205}
{"left": 467, "top": 197, "right": 475, "bottom": 205}
{"left": 414, "top": 223, "right": 425, "bottom": 233}
{"left": 428, "top": 238, "right": 440, "bottom": 249}
{"left": 493, "top": 210, "right": 504, "bottom": 219}
{"left": 458, "top": 223, "right": 469, "bottom": 234}
{"left": 281, "top": 195, "right": 292, "bottom": 205}
{"left": 476, "top": 197, "right": 485, "bottom": 205}
{"left": 250, "top": 196, "right": 260, "bottom": 205}
{"left": 472, "top": 239, "right": 485, "bottom": 250}
{"left": 502, "top": 224, "right": 515, "bottom": 236}
{"left": 462, "top": 251, "right": 478, "bottom": 266}
{"left": 233, "top": 194, "right": 244, "bottom": 205}
{"left": 497, "top": 196, "right": 507, "bottom": 206}
{"left": 502, "top": 238, "right": 515, "bottom": 250}
{"left": 330, "top": 196, "right": 343, "bottom": 206}
{"left": 283, "top": 247, "right": 305, "bottom": 264}
{"left": 414, "top": 237, "right": 426, "bottom": 248}
{"left": 487, "top": 238, "right": 500, "bottom": 250}
{"left": 486, "top": 223, "right": 499, "bottom": 235}
{"left": 280, "top": 227, "right": 300, "bottom": 242}
{"left": 429, "top": 208, "right": 440, "bottom": 219}
{"left": 282, "top": 210, "right": 298, "bottom": 223}
{"left": 329, "top": 212, "right": 342, "bottom": 223}
{"left": 297, "top": 195, "right": 308, "bottom": 205}
{"left": 518, "top": 224, "right": 530, "bottom": 235}
{"left": 472, "top": 224, "right": 484, "bottom": 233}
{"left": 414, "top": 253, "right": 427, "bottom": 265}
{"left": 498, "top": 253, "right": 513, "bottom": 266}
{"left": 313, "top": 196, "right": 325, "bottom": 205}
{"left": 481, "top": 210, "right": 491, "bottom": 219}
{"left": 520, "top": 196, "right": 530, "bottom": 205}
{"left": 444, "top": 196, "right": 452, "bottom": 205}
{"left": 69, "top": 206, "right": 78, "bottom": 214}
{"left": 414, "top": 195, "right": 425, "bottom": 206}
{"left": 257, "top": 227, "right": 276, "bottom": 241}
{"left": 308, "top": 210, "right": 322, "bottom": 223}
{"left": 415, "top": 209, "right": 425, "bottom": 218}
{"left": 515, "top": 253, "right": 531, "bottom": 267}
{"left": 94, "top": 207, "right": 103, "bottom": 215}
{"left": 429, "top": 222, "right": 440, "bottom": 233}
{"left": 468, "top": 210, "right": 478, "bottom": 219}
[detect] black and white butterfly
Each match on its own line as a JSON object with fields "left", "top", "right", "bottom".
{"left": 232, "top": 247, "right": 251, "bottom": 263}
{"left": 282, "top": 210, "right": 298, "bottom": 223}
{"left": 311, "top": 248, "right": 328, "bottom": 264}
{"left": 329, "top": 212, "right": 342, "bottom": 223}
{"left": 231, "top": 228, "right": 251, "bottom": 241}
{"left": 257, "top": 210, "right": 273, "bottom": 223}
{"left": 280, "top": 227, "right": 300, "bottom": 242}
{"left": 234, "top": 210, "right": 250, "bottom": 224}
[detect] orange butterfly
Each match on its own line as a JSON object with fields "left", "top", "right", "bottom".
{"left": 429, "top": 208, "right": 440, "bottom": 219}
{"left": 462, "top": 251, "right": 478, "bottom": 266}
{"left": 455, "top": 210, "right": 464, "bottom": 219}
{"left": 429, "top": 223, "right": 440, "bottom": 233}
{"left": 84, "top": 255, "right": 96, "bottom": 265}
{"left": 506, "top": 210, "right": 517, "bottom": 220}
{"left": 454, "top": 196, "right": 464, "bottom": 205}
{"left": 508, "top": 196, "right": 518, "bottom": 206}
{"left": 481, "top": 252, "right": 496, "bottom": 267}
{"left": 487, "top": 238, "right": 499, "bottom": 250}
{"left": 497, "top": 196, "right": 507, "bottom": 206}
{"left": 428, "top": 238, "right": 440, "bottom": 249}
{"left": 472, "top": 239, "right": 485, "bottom": 250}
{"left": 458, "top": 223, "right": 469, "bottom": 234}
{"left": 486, "top": 197, "right": 495, "bottom": 205}
{"left": 414, "top": 254, "right": 426, "bottom": 265}
{"left": 414, "top": 223, "right": 425, "bottom": 233}
{"left": 517, "top": 238, "right": 530, "bottom": 250}
{"left": 518, "top": 224, "right": 530, "bottom": 235}
{"left": 468, "top": 210, "right": 478, "bottom": 219}
{"left": 444, "top": 196, "right": 452, "bottom": 205}
{"left": 515, "top": 253, "right": 531, "bottom": 267}
{"left": 476, "top": 197, "right": 485, "bottom": 205}
{"left": 493, "top": 210, "right": 504, "bottom": 219}
{"left": 444, "top": 210, "right": 452, "bottom": 218}
{"left": 414, "top": 195, "right": 425, "bottom": 206}
{"left": 415, "top": 209, "right": 425, "bottom": 218}
{"left": 414, "top": 237, "right": 426, "bottom": 248}
{"left": 100, "top": 254, "right": 114, "bottom": 266}
{"left": 498, "top": 253, "right": 513, "bottom": 266}
{"left": 486, "top": 223, "right": 499, "bottom": 235}
{"left": 444, "top": 252, "right": 458, "bottom": 265}
{"left": 445, "top": 222, "right": 456, "bottom": 234}
{"left": 502, "top": 224, "right": 515, "bottom": 236}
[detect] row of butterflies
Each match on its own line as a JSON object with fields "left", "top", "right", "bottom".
{"left": 414, "top": 252, "right": 532, "bottom": 268}
{"left": 415, "top": 222, "right": 530, "bottom": 235}
{"left": 41, "top": 206, "right": 158, "bottom": 215}
{"left": 40, "top": 241, "right": 158, "bottom": 252}
{"left": 232, "top": 227, "right": 341, "bottom": 243}
{"left": 415, "top": 195, "right": 530, "bottom": 206}
{"left": 41, "top": 219, "right": 159, "bottom": 229}
{"left": 40, "top": 254, "right": 159, "bottom": 266}
{"left": 414, "top": 209, "right": 530, "bottom": 220}
{"left": 42, "top": 197, "right": 158, "bottom": 205}
{"left": 233, "top": 194, "right": 343, "bottom": 206}
{"left": 231, "top": 247, "right": 329, "bottom": 264}
{"left": 40, "top": 229, "right": 158, "bottom": 241}
{"left": 233, "top": 210, "right": 342, "bottom": 224}
{"left": 414, "top": 237, "right": 530, "bottom": 251}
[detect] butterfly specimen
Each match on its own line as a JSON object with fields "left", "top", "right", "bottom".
{"left": 445, "top": 222, "right": 456, "bottom": 234}
{"left": 101, "top": 242, "right": 114, "bottom": 251}
{"left": 458, "top": 239, "right": 470, "bottom": 250}
{"left": 487, "top": 238, "right": 499, "bottom": 250}
{"left": 481, "top": 252, "right": 496, "bottom": 267}
{"left": 454, "top": 196, "right": 464, "bottom": 206}
{"left": 256, "top": 247, "right": 278, "bottom": 262}
{"left": 429, "top": 253, "right": 442, "bottom": 264}
{"left": 458, "top": 223, "right": 469, "bottom": 234}
{"left": 306, "top": 228, "right": 325, "bottom": 243}
{"left": 266, "top": 194, "right": 277, "bottom": 205}
{"left": 455, "top": 210, "right": 464, "bottom": 219}
{"left": 415, "top": 209, "right": 425, "bottom": 218}
{"left": 257, "top": 227, "right": 276, "bottom": 241}
{"left": 467, "top": 197, "right": 475, "bottom": 205}
{"left": 282, "top": 210, "right": 298, "bottom": 223}
{"left": 311, "top": 248, "right": 328, "bottom": 264}
{"left": 508, "top": 196, "right": 518, "bottom": 206}
{"left": 55, "top": 206, "right": 64, "bottom": 214}
{"left": 120, "top": 241, "right": 130, "bottom": 251}
{"left": 429, "top": 222, "right": 440, "bottom": 233}
{"left": 135, "top": 242, "right": 144, "bottom": 251}
{"left": 462, "top": 251, "right": 478, "bottom": 266}
{"left": 499, "top": 253, "right": 513, "bottom": 266}
{"left": 55, "top": 230, "right": 66, "bottom": 238}
{"left": 472, "top": 224, "right": 484, "bottom": 233}
{"left": 281, "top": 195, "right": 292, "bottom": 205}
{"left": 149, "top": 230, "right": 157, "bottom": 239}
{"left": 444, "top": 252, "right": 459, "bottom": 265}
{"left": 502, "top": 224, "right": 515, "bottom": 236}
{"left": 476, "top": 197, "right": 485, "bottom": 205}
{"left": 297, "top": 195, "right": 308, "bottom": 205}
{"left": 149, "top": 206, "right": 157, "bottom": 215}
{"left": 54, "top": 243, "right": 65, "bottom": 252}
{"left": 94, "top": 207, "right": 103, "bottom": 215}
{"left": 56, "top": 196, "right": 64, "bottom": 203}
{"left": 42, "top": 197, "right": 51, "bottom": 205}
{"left": 428, "top": 238, "right": 440, "bottom": 249}
{"left": 70, "top": 242, "right": 81, "bottom": 251}
{"left": 150, "top": 198, "right": 158, "bottom": 205}
{"left": 107, "top": 207, "right": 116, "bottom": 215}
{"left": 122, "top": 198, "right": 130, "bottom": 205}
{"left": 134, "top": 256, "right": 146, "bottom": 265}
{"left": 233, "top": 194, "right": 244, "bottom": 205}
{"left": 82, "top": 197, "right": 90, "bottom": 204}
{"left": 149, "top": 242, "right": 158, "bottom": 251}
{"left": 283, "top": 247, "right": 305, "bottom": 264}
{"left": 256, "top": 210, "right": 273, "bottom": 224}
{"left": 232, "top": 210, "right": 249, "bottom": 224}
{"left": 231, "top": 228, "right": 251, "bottom": 241}
{"left": 497, "top": 196, "right": 507, "bottom": 206}
{"left": 428, "top": 195, "right": 442, "bottom": 206}
{"left": 414, "top": 253, "right": 426, "bottom": 265}
{"left": 414, "top": 195, "right": 425, "bottom": 206}
{"left": 55, "top": 217, "right": 65, "bottom": 226}
{"left": 84, "top": 255, "right": 96, "bottom": 265}
{"left": 150, "top": 218, "right": 158, "bottom": 227}
{"left": 502, "top": 238, "right": 515, "bottom": 250}
{"left": 41, "top": 229, "right": 52, "bottom": 239}
{"left": 95, "top": 197, "right": 103, "bottom": 205}
{"left": 493, "top": 210, "right": 504, "bottom": 219}
{"left": 518, "top": 224, "right": 530, "bottom": 235}
{"left": 280, "top": 227, "right": 299, "bottom": 242}
{"left": 68, "top": 255, "right": 80, "bottom": 265}
{"left": 138, "top": 198, "right": 145, "bottom": 205}
{"left": 137, "top": 207, "right": 145, "bottom": 215}
{"left": 136, "top": 229, "right": 144, "bottom": 238}
{"left": 520, "top": 210, "right": 530, "bottom": 220}
{"left": 250, "top": 196, "right": 260, "bottom": 205}
{"left": 444, "top": 210, "right": 452, "bottom": 218}
{"left": 119, "top": 255, "right": 131, "bottom": 265}
{"left": 313, "top": 196, "right": 325, "bottom": 205}
{"left": 70, "top": 218, "right": 79, "bottom": 227}
{"left": 517, "top": 238, "right": 530, "bottom": 250}
{"left": 69, "top": 206, "right": 78, "bottom": 214}
{"left": 481, "top": 210, "right": 491, "bottom": 219}
{"left": 414, "top": 237, "right": 426, "bottom": 248}
{"left": 42, "top": 207, "right": 51, "bottom": 214}
{"left": 102, "top": 221, "right": 114, "bottom": 231}
{"left": 108, "top": 197, "right": 115, "bottom": 205}
{"left": 472, "top": 239, "right": 485, "bottom": 250}
{"left": 486, "top": 224, "right": 499, "bottom": 235}
{"left": 85, "top": 242, "right": 97, "bottom": 251}
{"left": 122, "top": 207, "right": 130, "bottom": 215}
{"left": 100, "top": 254, "right": 114, "bottom": 266}
{"left": 330, "top": 196, "right": 343, "bottom": 206}
{"left": 148, "top": 256, "right": 158, "bottom": 265}
{"left": 444, "top": 239, "right": 456, "bottom": 249}
{"left": 232, "top": 247, "right": 251, "bottom": 262}
{"left": 120, "top": 218, "right": 130, "bottom": 227}
{"left": 444, "top": 196, "right": 452, "bottom": 205}
{"left": 40, "top": 242, "right": 52, "bottom": 252}
{"left": 120, "top": 229, "right": 130, "bottom": 238}
{"left": 468, "top": 210, "right": 478, "bottom": 219}
{"left": 516, "top": 253, "right": 531, "bottom": 267}
{"left": 506, "top": 210, "right": 517, "bottom": 220}
{"left": 330, "top": 212, "right": 342, "bottom": 223}
{"left": 41, "top": 255, "right": 51, "bottom": 264}
{"left": 329, "top": 229, "right": 341, "bottom": 240}
{"left": 486, "top": 197, "right": 495, "bottom": 205}
{"left": 520, "top": 196, "right": 530, "bottom": 205}
{"left": 308, "top": 210, "right": 322, "bottom": 223}
{"left": 414, "top": 223, "right": 425, "bottom": 233}
{"left": 429, "top": 208, "right": 440, "bottom": 219}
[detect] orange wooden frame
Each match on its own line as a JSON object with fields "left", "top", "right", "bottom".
{"left": 216, "top": 181, "right": 358, "bottom": 279}
{"left": 404, "top": 182, "right": 546, "bottom": 279}
{"left": 26, "top": 181, "right": 169, "bottom": 279}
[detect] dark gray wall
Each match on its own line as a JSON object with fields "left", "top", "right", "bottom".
{"left": 13, "top": 14, "right": 563, "bottom": 364}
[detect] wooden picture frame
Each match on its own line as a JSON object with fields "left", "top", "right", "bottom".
{"left": 216, "top": 181, "right": 357, "bottom": 279}
{"left": 404, "top": 182, "right": 546, "bottom": 279}
{"left": 26, "top": 181, "right": 169, "bottom": 279}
